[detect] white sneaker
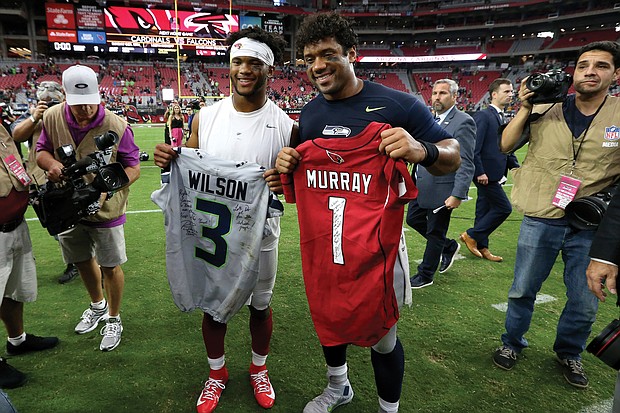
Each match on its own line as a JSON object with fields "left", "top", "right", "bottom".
{"left": 99, "top": 317, "right": 123, "bottom": 351}
{"left": 303, "top": 382, "right": 354, "bottom": 413}
{"left": 74, "top": 304, "right": 109, "bottom": 334}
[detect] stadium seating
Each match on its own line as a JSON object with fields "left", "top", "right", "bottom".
{"left": 549, "top": 29, "right": 619, "bottom": 50}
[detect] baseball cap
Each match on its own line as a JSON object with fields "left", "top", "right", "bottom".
{"left": 62, "top": 65, "right": 101, "bottom": 106}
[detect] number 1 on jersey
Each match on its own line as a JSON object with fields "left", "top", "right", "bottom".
{"left": 328, "top": 196, "right": 346, "bottom": 265}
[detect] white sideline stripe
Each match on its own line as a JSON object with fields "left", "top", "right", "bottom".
{"left": 491, "top": 293, "right": 557, "bottom": 312}
{"left": 578, "top": 398, "right": 613, "bottom": 413}
{"left": 25, "top": 209, "right": 162, "bottom": 223}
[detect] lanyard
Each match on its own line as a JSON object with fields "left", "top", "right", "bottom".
{"left": 570, "top": 95, "right": 607, "bottom": 171}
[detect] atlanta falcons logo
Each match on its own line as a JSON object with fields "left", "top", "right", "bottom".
{"left": 326, "top": 150, "right": 345, "bottom": 164}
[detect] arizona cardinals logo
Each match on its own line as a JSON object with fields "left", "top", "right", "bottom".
{"left": 105, "top": 7, "right": 160, "bottom": 34}
{"left": 105, "top": 7, "right": 238, "bottom": 38}
{"left": 326, "top": 150, "right": 345, "bottom": 164}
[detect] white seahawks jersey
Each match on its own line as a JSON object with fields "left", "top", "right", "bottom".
{"left": 151, "top": 148, "right": 270, "bottom": 323}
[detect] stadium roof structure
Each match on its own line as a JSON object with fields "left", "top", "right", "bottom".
{"left": 0, "top": 0, "right": 617, "bottom": 66}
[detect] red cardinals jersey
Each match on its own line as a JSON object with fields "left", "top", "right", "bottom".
{"left": 282, "top": 122, "right": 417, "bottom": 346}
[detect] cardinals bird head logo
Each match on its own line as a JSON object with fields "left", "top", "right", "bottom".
{"left": 326, "top": 150, "right": 345, "bottom": 164}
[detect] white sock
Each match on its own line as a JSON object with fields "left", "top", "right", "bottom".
{"left": 8, "top": 333, "right": 26, "bottom": 346}
{"left": 91, "top": 299, "right": 107, "bottom": 310}
{"left": 379, "top": 397, "right": 399, "bottom": 413}
{"left": 252, "top": 350, "right": 268, "bottom": 367}
{"left": 208, "top": 355, "right": 226, "bottom": 371}
{"left": 327, "top": 363, "right": 348, "bottom": 388}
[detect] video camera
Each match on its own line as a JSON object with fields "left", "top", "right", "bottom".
{"left": 31, "top": 131, "right": 129, "bottom": 235}
{"left": 525, "top": 69, "right": 572, "bottom": 104}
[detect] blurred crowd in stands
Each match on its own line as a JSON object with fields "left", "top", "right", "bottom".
{"left": 1, "top": 56, "right": 619, "bottom": 125}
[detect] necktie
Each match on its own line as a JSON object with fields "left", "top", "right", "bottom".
{"left": 499, "top": 111, "right": 507, "bottom": 125}
{"left": 434, "top": 116, "right": 441, "bottom": 124}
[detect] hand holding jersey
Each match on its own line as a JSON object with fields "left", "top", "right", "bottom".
{"left": 276, "top": 126, "right": 442, "bottom": 175}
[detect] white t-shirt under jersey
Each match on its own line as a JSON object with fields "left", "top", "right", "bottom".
{"left": 198, "top": 97, "right": 293, "bottom": 249}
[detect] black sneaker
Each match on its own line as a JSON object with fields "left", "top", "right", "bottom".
{"left": 0, "top": 358, "right": 27, "bottom": 389}
{"left": 439, "top": 242, "right": 461, "bottom": 274}
{"left": 6, "top": 334, "right": 59, "bottom": 356}
{"left": 493, "top": 346, "right": 517, "bottom": 370}
{"left": 58, "top": 263, "right": 79, "bottom": 284}
{"left": 557, "top": 356, "right": 588, "bottom": 388}
{"left": 410, "top": 274, "right": 433, "bottom": 289}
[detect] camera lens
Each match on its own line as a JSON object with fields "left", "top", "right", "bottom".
{"left": 527, "top": 73, "right": 549, "bottom": 92}
{"left": 587, "top": 319, "right": 620, "bottom": 370}
{"left": 97, "top": 166, "right": 123, "bottom": 190}
{"left": 94, "top": 131, "right": 119, "bottom": 150}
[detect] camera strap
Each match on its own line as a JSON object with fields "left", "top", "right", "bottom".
{"left": 569, "top": 95, "right": 607, "bottom": 171}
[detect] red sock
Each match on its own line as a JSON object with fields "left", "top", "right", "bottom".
{"left": 202, "top": 313, "right": 227, "bottom": 359}
{"left": 249, "top": 307, "right": 273, "bottom": 356}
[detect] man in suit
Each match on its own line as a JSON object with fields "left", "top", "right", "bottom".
{"left": 460, "top": 78, "right": 519, "bottom": 262}
{"left": 587, "top": 190, "right": 620, "bottom": 405}
{"left": 407, "top": 79, "right": 476, "bottom": 288}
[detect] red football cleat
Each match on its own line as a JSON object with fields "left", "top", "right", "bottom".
{"left": 196, "top": 369, "right": 228, "bottom": 413}
{"left": 250, "top": 364, "right": 276, "bottom": 409}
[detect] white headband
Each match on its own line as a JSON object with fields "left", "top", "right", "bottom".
{"left": 230, "top": 37, "right": 274, "bottom": 66}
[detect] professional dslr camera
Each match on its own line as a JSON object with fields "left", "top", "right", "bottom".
{"left": 31, "top": 131, "right": 129, "bottom": 235}
{"left": 525, "top": 69, "right": 572, "bottom": 104}
{"left": 564, "top": 182, "right": 619, "bottom": 230}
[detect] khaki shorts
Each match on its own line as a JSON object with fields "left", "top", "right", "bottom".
{"left": 59, "top": 223, "right": 127, "bottom": 268}
{"left": 0, "top": 221, "right": 37, "bottom": 304}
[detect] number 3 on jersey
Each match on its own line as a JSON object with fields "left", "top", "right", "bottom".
{"left": 329, "top": 196, "right": 346, "bottom": 265}
{"left": 195, "top": 198, "right": 232, "bottom": 267}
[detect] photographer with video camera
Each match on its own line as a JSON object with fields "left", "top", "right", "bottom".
{"left": 36, "top": 65, "right": 140, "bottom": 352}
{"left": 11, "top": 81, "right": 79, "bottom": 285}
{"left": 492, "top": 41, "right": 620, "bottom": 388}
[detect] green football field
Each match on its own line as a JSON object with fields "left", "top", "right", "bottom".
{"left": 6, "top": 124, "right": 618, "bottom": 413}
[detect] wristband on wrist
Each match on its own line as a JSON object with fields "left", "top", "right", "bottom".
{"left": 29, "top": 115, "right": 37, "bottom": 124}
{"left": 418, "top": 140, "right": 439, "bottom": 167}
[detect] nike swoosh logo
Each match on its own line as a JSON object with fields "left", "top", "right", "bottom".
{"left": 365, "top": 106, "right": 386, "bottom": 112}
{"left": 266, "top": 124, "right": 277, "bottom": 129}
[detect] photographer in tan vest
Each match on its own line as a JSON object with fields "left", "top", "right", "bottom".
{"left": 0, "top": 123, "right": 58, "bottom": 389}
{"left": 493, "top": 41, "right": 620, "bottom": 388}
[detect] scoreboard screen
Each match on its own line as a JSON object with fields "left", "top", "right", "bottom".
{"left": 46, "top": 2, "right": 239, "bottom": 56}
{"left": 47, "top": 3, "right": 107, "bottom": 53}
